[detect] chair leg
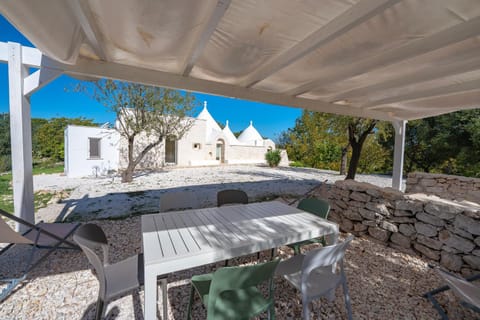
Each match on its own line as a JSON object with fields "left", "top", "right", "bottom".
{"left": 95, "top": 298, "right": 105, "bottom": 320}
{"left": 342, "top": 279, "right": 353, "bottom": 320}
{"left": 186, "top": 285, "right": 196, "bottom": 320}
{"left": 302, "top": 300, "right": 310, "bottom": 320}
{"left": 161, "top": 278, "right": 168, "bottom": 320}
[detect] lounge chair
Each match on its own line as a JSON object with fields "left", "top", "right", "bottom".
{"left": 0, "top": 209, "right": 79, "bottom": 302}
{"left": 423, "top": 267, "right": 480, "bottom": 319}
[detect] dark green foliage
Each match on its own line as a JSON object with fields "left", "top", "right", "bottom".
{"left": 265, "top": 149, "right": 281, "bottom": 167}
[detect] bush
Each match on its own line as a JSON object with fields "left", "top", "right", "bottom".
{"left": 0, "top": 155, "right": 11, "bottom": 173}
{"left": 265, "top": 149, "right": 281, "bottom": 167}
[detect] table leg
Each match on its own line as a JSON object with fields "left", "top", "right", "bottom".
{"left": 144, "top": 270, "right": 157, "bottom": 320}
{"left": 160, "top": 277, "right": 168, "bottom": 320}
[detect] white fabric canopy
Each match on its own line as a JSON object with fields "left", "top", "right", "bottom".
{"left": 1, "top": 0, "right": 480, "bottom": 120}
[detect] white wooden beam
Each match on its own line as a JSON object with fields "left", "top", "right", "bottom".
{"left": 241, "top": 0, "right": 401, "bottom": 87}
{"left": 68, "top": 0, "right": 108, "bottom": 60}
{"left": 52, "top": 56, "right": 395, "bottom": 121}
{"left": 8, "top": 42, "right": 34, "bottom": 231}
{"left": 286, "top": 16, "right": 480, "bottom": 96}
{"left": 392, "top": 120, "right": 406, "bottom": 190}
{"left": 24, "top": 68, "right": 62, "bottom": 96}
{"left": 181, "top": 0, "right": 231, "bottom": 76}
{"left": 366, "top": 78, "right": 480, "bottom": 109}
{"left": 329, "top": 56, "right": 480, "bottom": 103}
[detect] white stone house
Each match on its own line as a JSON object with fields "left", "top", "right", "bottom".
{"left": 64, "top": 102, "right": 276, "bottom": 177}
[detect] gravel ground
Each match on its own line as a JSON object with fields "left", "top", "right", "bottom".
{"left": 3, "top": 165, "right": 471, "bottom": 319}
{"left": 0, "top": 217, "right": 475, "bottom": 320}
{"left": 33, "top": 165, "right": 404, "bottom": 222}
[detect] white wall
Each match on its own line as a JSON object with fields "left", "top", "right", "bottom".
{"left": 64, "top": 125, "right": 120, "bottom": 177}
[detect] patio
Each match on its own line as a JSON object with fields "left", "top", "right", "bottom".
{"left": 0, "top": 214, "right": 476, "bottom": 319}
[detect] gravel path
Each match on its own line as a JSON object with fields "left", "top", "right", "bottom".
{"left": 34, "top": 165, "right": 404, "bottom": 222}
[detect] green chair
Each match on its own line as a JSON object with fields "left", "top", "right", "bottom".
{"left": 287, "top": 198, "right": 330, "bottom": 255}
{"left": 187, "top": 259, "right": 280, "bottom": 320}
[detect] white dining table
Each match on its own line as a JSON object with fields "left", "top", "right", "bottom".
{"left": 141, "top": 200, "right": 339, "bottom": 319}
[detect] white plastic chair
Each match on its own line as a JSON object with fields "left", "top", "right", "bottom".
{"left": 276, "top": 235, "right": 354, "bottom": 320}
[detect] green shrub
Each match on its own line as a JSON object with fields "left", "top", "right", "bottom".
{"left": 265, "top": 149, "right": 281, "bottom": 167}
{"left": 0, "top": 155, "right": 11, "bottom": 173}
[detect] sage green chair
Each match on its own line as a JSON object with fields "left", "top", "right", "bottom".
{"left": 187, "top": 259, "right": 280, "bottom": 320}
{"left": 287, "top": 198, "right": 330, "bottom": 255}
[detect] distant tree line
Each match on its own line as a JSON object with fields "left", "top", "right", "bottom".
{"left": 278, "top": 109, "right": 480, "bottom": 178}
{"left": 0, "top": 114, "right": 96, "bottom": 172}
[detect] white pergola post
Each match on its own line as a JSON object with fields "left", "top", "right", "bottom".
{"left": 8, "top": 42, "right": 34, "bottom": 231}
{"left": 392, "top": 119, "right": 407, "bottom": 191}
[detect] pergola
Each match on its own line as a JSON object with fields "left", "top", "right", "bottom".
{"left": 1, "top": 0, "right": 479, "bottom": 228}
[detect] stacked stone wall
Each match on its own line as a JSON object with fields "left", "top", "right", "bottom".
{"left": 406, "top": 172, "right": 480, "bottom": 203}
{"left": 319, "top": 180, "right": 480, "bottom": 274}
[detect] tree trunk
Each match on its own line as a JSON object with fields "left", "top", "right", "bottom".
{"left": 340, "top": 145, "right": 348, "bottom": 175}
{"left": 121, "top": 136, "right": 136, "bottom": 183}
{"left": 346, "top": 142, "right": 361, "bottom": 180}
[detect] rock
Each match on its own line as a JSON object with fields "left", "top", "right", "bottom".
{"left": 358, "top": 208, "right": 377, "bottom": 220}
{"left": 424, "top": 202, "right": 463, "bottom": 220}
{"left": 416, "top": 212, "right": 445, "bottom": 227}
{"left": 475, "top": 237, "right": 480, "bottom": 247}
{"left": 395, "top": 200, "right": 423, "bottom": 213}
{"left": 463, "top": 255, "right": 480, "bottom": 269}
{"left": 380, "top": 221, "right": 398, "bottom": 233}
{"left": 415, "top": 222, "right": 438, "bottom": 237}
{"left": 399, "top": 224, "right": 416, "bottom": 237}
{"left": 362, "top": 220, "right": 377, "bottom": 227}
{"left": 438, "top": 230, "right": 475, "bottom": 253}
{"left": 343, "top": 209, "right": 363, "bottom": 221}
{"left": 368, "top": 227, "right": 390, "bottom": 242}
{"left": 381, "top": 188, "right": 405, "bottom": 201}
{"left": 425, "top": 186, "right": 444, "bottom": 194}
{"left": 365, "top": 188, "right": 381, "bottom": 197}
{"left": 350, "top": 191, "right": 371, "bottom": 203}
{"left": 414, "top": 243, "right": 440, "bottom": 260}
{"left": 419, "top": 179, "right": 436, "bottom": 187}
{"left": 349, "top": 201, "right": 365, "bottom": 208}
{"left": 341, "top": 218, "right": 353, "bottom": 231}
{"left": 390, "top": 232, "right": 411, "bottom": 248}
{"left": 454, "top": 215, "right": 480, "bottom": 236}
{"left": 353, "top": 223, "right": 368, "bottom": 232}
{"left": 335, "top": 200, "right": 348, "bottom": 210}
{"left": 440, "top": 251, "right": 463, "bottom": 271}
{"left": 446, "top": 224, "right": 473, "bottom": 240}
{"left": 365, "top": 202, "right": 391, "bottom": 216}
{"left": 442, "top": 245, "right": 461, "bottom": 254}
{"left": 416, "top": 235, "right": 443, "bottom": 250}
{"left": 472, "top": 249, "right": 480, "bottom": 257}
{"left": 394, "top": 209, "right": 414, "bottom": 217}
{"left": 390, "top": 217, "right": 416, "bottom": 224}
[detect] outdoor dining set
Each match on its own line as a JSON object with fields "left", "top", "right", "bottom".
{"left": 1, "top": 190, "right": 479, "bottom": 319}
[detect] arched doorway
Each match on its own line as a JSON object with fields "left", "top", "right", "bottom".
{"left": 216, "top": 139, "right": 225, "bottom": 163}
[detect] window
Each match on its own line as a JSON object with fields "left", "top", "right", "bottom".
{"left": 89, "top": 138, "right": 101, "bottom": 159}
{"left": 193, "top": 143, "right": 201, "bottom": 150}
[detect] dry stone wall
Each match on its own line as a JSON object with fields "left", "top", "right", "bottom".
{"left": 319, "top": 180, "right": 480, "bottom": 274}
{"left": 406, "top": 172, "right": 480, "bottom": 203}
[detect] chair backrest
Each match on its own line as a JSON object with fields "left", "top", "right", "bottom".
{"left": 0, "top": 216, "right": 33, "bottom": 244}
{"left": 207, "top": 259, "right": 279, "bottom": 319}
{"left": 217, "top": 189, "right": 248, "bottom": 207}
{"left": 297, "top": 198, "right": 330, "bottom": 219}
{"left": 73, "top": 224, "right": 109, "bottom": 299}
{"left": 160, "top": 191, "right": 198, "bottom": 212}
{"left": 301, "top": 235, "right": 354, "bottom": 291}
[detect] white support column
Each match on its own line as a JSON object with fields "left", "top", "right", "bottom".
{"left": 392, "top": 120, "right": 407, "bottom": 191}
{"left": 8, "top": 42, "right": 34, "bottom": 231}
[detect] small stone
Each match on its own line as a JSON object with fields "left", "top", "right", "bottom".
{"left": 341, "top": 218, "right": 353, "bottom": 231}
{"left": 353, "top": 223, "right": 368, "bottom": 232}
{"left": 454, "top": 215, "right": 480, "bottom": 236}
{"left": 362, "top": 220, "right": 377, "bottom": 227}
{"left": 343, "top": 209, "right": 363, "bottom": 221}
{"left": 475, "top": 237, "right": 480, "bottom": 247}
{"left": 414, "top": 243, "right": 440, "bottom": 260}
{"left": 365, "top": 202, "right": 391, "bottom": 216}
{"left": 415, "top": 222, "right": 437, "bottom": 237}
{"left": 368, "top": 227, "right": 391, "bottom": 242}
{"left": 440, "top": 251, "right": 463, "bottom": 271}
{"left": 419, "top": 179, "right": 436, "bottom": 187}
{"left": 358, "top": 208, "right": 377, "bottom": 220}
{"left": 394, "top": 209, "right": 414, "bottom": 217}
{"left": 395, "top": 200, "right": 423, "bottom": 213}
{"left": 349, "top": 201, "right": 365, "bottom": 208}
{"left": 416, "top": 212, "right": 445, "bottom": 227}
{"left": 442, "top": 245, "right": 461, "bottom": 254}
{"left": 350, "top": 191, "right": 371, "bottom": 202}
{"left": 463, "top": 255, "right": 480, "bottom": 269}
{"left": 424, "top": 202, "right": 463, "bottom": 220}
{"left": 390, "top": 232, "right": 411, "bottom": 248}
{"left": 380, "top": 221, "right": 398, "bottom": 233}
{"left": 439, "top": 230, "right": 475, "bottom": 253}
{"left": 399, "top": 224, "right": 416, "bottom": 237}
{"left": 390, "top": 217, "right": 416, "bottom": 224}
{"left": 416, "top": 235, "right": 443, "bottom": 250}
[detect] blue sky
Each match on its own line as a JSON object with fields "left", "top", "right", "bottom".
{"left": 0, "top": 15, "right": 301, "bottom": 141}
